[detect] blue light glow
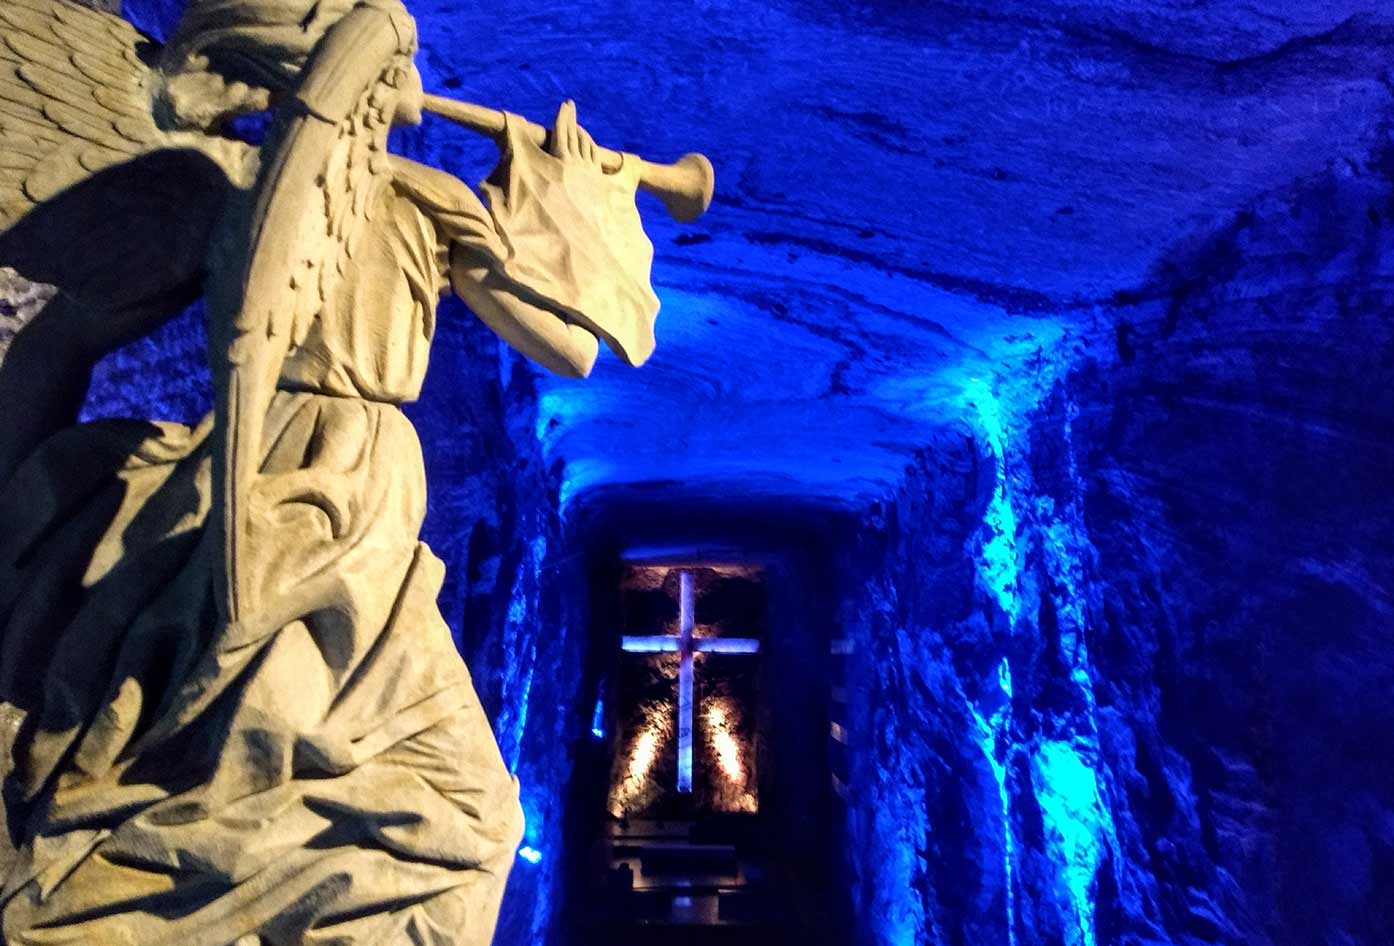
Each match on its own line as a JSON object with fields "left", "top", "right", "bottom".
{"left": 517, "top": 846, "right": 542, "bottom": 865}
{"left": 504, "top": 657, "right": 534, "bottom": 775}
{"left": 590, "top": 695, "right": 605, "bottom": 740}
{"left": 693, "top": 638, "right": 761, "bottom": 654}
{"left": 500, "top": 537, "right": 548, "bottom": 775}
{"left": 677, "top": 571, "right": 694, "bottom": 793}
{"left": 676, "top": 647, "right": 694, "bottom": 794}
{"left": 970, "top": 657, "right": 1017, "bottom": 946}
{"left": 1031, "top": 741, "right": 1108, "bottom": 946}
{"left": 620, "top": 636, "right": 681, "bottom": 653}
{"left": 961, "top": 378, "right": 1021, "bottom": 625}
{"left": 620, "top": 636, "right": 759, "bottom": 654}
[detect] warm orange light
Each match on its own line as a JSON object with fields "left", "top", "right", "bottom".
{"left": 609, "top": 706, "right": 670, "bottom": 816}
{"left": 705, "top": 702, "right": 743, "bottom": 783}
{"left": 628, "top": 727, "right": 661, "bottom": 784}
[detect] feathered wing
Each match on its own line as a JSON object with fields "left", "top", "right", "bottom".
{"left": 211, "top": 1, "right": 417, "bottom": 631}
{"left": 0, "top": 0, "right": 162, "bottom": 228}
{"left": 0, "top": 0, "right": 419, "bottom": 628}
{"left": 0, "top": 0, "right": 248, "bottom": 227}
{"left": 0, "top": 0, "right": 249, "bottom": 328}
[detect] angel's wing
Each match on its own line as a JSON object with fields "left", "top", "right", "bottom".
{"left": 0, "top": 0, "right": 247, "bottom": 227}
{"left": 0, "top": 0, "right": 162, "bottom": 229}
{"left": 0, "top": 0, "right": 251, "bottom": 338}
{"left": 211, "top": 1, "right": 417, "bottom": 632}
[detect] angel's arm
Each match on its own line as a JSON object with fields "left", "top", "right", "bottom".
{"left": 390, "top": 153, "right": 599, "bottom": 378}
{"left": 397, "top": 100, "right": 656, "bottom": 379}
{"left": 449, "top": 252, "right": 599, "bottom": 379}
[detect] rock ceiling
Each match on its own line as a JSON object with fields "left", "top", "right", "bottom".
{"left": 123, "top": 0, "right": 1394, "bottom": 525}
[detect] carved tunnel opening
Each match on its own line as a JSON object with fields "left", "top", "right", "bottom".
{"left": 556, "top": 529, "right": 854, "bottom": 946}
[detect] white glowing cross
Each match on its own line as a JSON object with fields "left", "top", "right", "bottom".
{"left": 621, "top": 570, "right": 760, "bottom": 793}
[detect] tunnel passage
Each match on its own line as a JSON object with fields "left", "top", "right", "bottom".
{"left": 553, "top": 506, "right": 856, "bottom": 946}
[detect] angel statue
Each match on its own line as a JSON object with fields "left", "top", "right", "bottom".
{"left": 0, "top": 0, "right": 713, "bottom": 943}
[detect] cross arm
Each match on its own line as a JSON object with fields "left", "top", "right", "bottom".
{"left": 620, "top": 636, "right": 682, "bottom": 653}
{"left": 691, "top": 638, "right": 761, "bottom": 654}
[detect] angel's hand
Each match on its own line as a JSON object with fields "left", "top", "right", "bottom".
{"left": 459, "top": 99, "right": 659, "bottom": 373}
{"left": 547, "top": 100, "right": 604, "bottom": 170}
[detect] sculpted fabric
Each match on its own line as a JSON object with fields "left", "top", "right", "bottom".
{"left": 479, "top": 115, "right": 661, "bottom": 365}
{"left": 1, "top": 397, "right": 523, "bottom": 945}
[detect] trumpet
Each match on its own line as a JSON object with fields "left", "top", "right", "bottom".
{"left": 422, "top": 94, "right": 715, "bottom": 223}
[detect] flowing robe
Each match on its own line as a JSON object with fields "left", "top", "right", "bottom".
{"left": 0, "top": 159, "right": 550, "bottom": 946}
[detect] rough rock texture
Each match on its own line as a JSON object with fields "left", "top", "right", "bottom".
{"left": 1068, "top": 137, "right": 1394, "bottom": 945}
{"left": 0, "top": 268, "right": 54, "bottom": 362}
{"left": 511, "top": 0, "right": 1394, "bottom": 520}
{"left": 833, "top": 110, "right": 1394, "bottom": 946}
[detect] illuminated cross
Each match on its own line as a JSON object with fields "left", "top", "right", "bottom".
{"left": 621, "top": 570, "right": 760, "bottom": 793}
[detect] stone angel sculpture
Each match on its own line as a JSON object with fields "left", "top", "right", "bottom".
{"left": 0, "top": 0, "right": 711, "bottom": 943}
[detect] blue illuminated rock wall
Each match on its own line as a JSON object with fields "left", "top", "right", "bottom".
{"left": 836, "top": 402, "right": 1119, "bottom": 946}
{"left": 1064, "top": 135, "right": 1394, "bottom": 946}
{"left": 836, "top": 125, "right": 1394, "bottom": 946}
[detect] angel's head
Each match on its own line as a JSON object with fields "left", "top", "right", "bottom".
{"left": 157, "top": 0, "right": 422, "bottom": 131}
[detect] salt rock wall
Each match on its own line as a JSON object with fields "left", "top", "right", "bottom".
{"left": 1068, "top": 130, "right": 1394, "bottom": 946}
{"left": 836, "top": 104, "right": 1394, "bottom": 946}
